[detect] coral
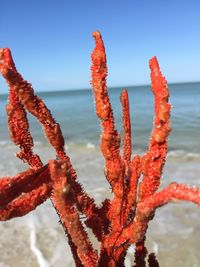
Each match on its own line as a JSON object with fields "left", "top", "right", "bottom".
{"left": 0, "top": 32, "right": 200, "bottom": 266}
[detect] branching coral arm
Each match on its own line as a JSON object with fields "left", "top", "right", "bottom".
{"left": 138, "top": 183, "right": 200, "bottom": 215}
{"left": 0, "top": 48, "right": 66, "bottom": 161}
{"left": 91, "top": 32, "right": 128, "bottom": 239}
{"left": 49, "top": 160, "right": 98, "bottom": 266}
{"left": 0, "top": 165, "right": 49, "bottom": 207}
{"left": 138, "top": 56, "right": 171, "bottom": 201}
{"left": 112, "top": 183, "right": 200, "bottom": 247}
{"left": 0, "top": 165, "right": 51, "bottom": 221}
{"left": 0, "top": 48, "right": 102, "bottom": 264}
{"left": 130, "top": 183, "right": 200, "bottom": 244}
{"left": 91, "top": 31, "right": 122, "bottom": 190}
{"left": 120, "top": 90, "right": 140, "bottom": 223}
{"left": 7, "top": 88, "right": 43, "bottom": 168}
{"left": 0, "top": 46, "right": 100, "bottom": 205}
{"left": 71, "top": 179, "right": 104, "bottom": 241}
{"left": 134, "top": 56, "right": 171, "bottom": 259}
{"left": 0, "top": 48, "right": 42, "bottom": 168}
{"left": 0, "top": 184, "right": 51, "bottom": 221}
{"left": 1, "top": 32, "right": 199, "bottom": 267}
{"left": 1, "top": 48, "right": 102, "bottom": 242}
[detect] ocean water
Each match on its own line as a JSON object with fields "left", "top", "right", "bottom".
{"left": 0, "top": 82, "right": 200, "bottom": 266}
{"left": 1, "top": 82, "right": 200, "bottom": 153}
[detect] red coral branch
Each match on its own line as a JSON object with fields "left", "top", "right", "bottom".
{"left": 148, "top": 253, "right": 160, "bottom": 267}
{"left": 0, "top": 48, "right": 42, "bottom": 168}
{"left": 91, "top": 31, "right": 126, "bottom": 241}
{"left": 124, "top": 155, "right": 141, "bottom": 222}
{"left": 7, "top": 88, "right": 43, "bottom": 168}
{"left": 138, "top": 182, "right": 200, "bottom": 213}
{"left": 0, "top": 32, "right": 199, "bottom": 267}
{"left": 120, "top": 89, "right": 132, "bottom": 163}
{"left": 0, "top": 47, "right": 101, "bottom": 266}
{"left": 0, "top": 165, "right": 49, "bottom": 208}
{"left": 0, "top": 48, "right": 66, "bottom": 161}
{"left": 91, "top": 32, "right": 122, "bottom": 188}
{"left": 0, "top": 184, "right": 51, "bottom": 220}
{"left": 49, "top": 160, "right": 98, "bottom": 266}
{"left": 138, "top": 56, "right": 171, "bottom": 201}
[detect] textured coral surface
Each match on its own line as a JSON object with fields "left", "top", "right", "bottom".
{"left": 0, "top": 32, "right": 200, "bottom": 266}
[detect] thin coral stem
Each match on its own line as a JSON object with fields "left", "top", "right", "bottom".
{"left": 138, "top": 56, "right": 171, "bottom": 201}
{"left": 123, "top": 155, "right": 141, "bottom": 223}
{"left": 148, "top": 253, "right": 160, "bottom": 267}
{"left": 120, "top": 89, "right": 132, "bottom": 163}
{"left": 133, "top": 240, "right": 147, "bottom": 267}
{"left": 0, "top": 165, "right": 49, "bottom": 207}
{"left": 120, "top": 89, "right": 136, "bottom": 224}
{"left": 71, "top": 179, "right": 104, "bottom": 241}
{"left": 49, "top": 160, "right": 98, "bottom": 266}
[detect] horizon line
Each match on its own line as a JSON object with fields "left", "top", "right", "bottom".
{"left": 0, "top": 80, "right": 199, "bottom": 96}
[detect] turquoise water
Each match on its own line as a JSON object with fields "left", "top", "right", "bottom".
{"left": 0, "top": 82, "right": 200, "bottom": 154}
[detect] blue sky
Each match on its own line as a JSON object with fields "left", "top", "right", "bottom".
{"left": 0, "top": 0, "right": 200, "bottom": 93}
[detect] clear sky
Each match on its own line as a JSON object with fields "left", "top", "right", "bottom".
{"left": 0, "top": 0, "right": 200, "bottom": 93}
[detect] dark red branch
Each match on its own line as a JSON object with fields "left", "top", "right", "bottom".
{"left": 120, "top": 89, "right": 132, "bottom": 163}
{"left": 0, "top": 165, "right": 50, "bottom": 207}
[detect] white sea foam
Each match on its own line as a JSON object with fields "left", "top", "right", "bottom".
{"left": 64, "top": 144, "right": 69, "bottom": 150}
{"left": 125, "top": 245, "right": 135, "bottom": 267}
{"left": 152, "top": 241, "right": 159, "bottom": 254}
{"left": 167, "top": 150, "right": 200, "bottom": 161}
{"left": 29, "top": 223, "right": 50, "bottom": 267}
{"left": 0, "top": 141, "right": 9, "bottom": 146}
{"left": 0, "top": 263, "right": 10, "bottom": 267}
{"left": 86, "top": 142, "right": 95, "bottom": 149}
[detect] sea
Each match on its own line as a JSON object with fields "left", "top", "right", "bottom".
{"left": 0, "top": 82, "right": 200, "bottom": 267}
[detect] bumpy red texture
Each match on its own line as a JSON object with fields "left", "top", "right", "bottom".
{"left": 0, "top": 165, "right": 49, "bottom": 208}
{"left": 120, "top": 89, "right": 132, "bottom": 163}
{"left": 0, "top": 48, "right": 66, "bottom": 160}
{"left": 91, "top": 32, "right": 122, "bottom": 188}
{"left": 0, "top": 47, "right": 101, "bottom": 266}
{"left": 0, "top": 49, "right": 42, "bottom": 168}
{"left": 138, "top": 56, "right": 171, "bottom": 201}
{"left": 49, "top": 160, "right": 98, "bottom": 267}
{"left": 0, "top": 32, "right": 200, "bottom": 267}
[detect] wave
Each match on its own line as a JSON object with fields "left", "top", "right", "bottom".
{"left": 29, "top": 223, "right": 50, "bottom": 267}
{"left": 0, "top": 140, "right": 43, "bottom": 147}
{"left": 167, "top": 150, "right": 200, "bottom": 161}
{"left": 0, "top": 140, "right": 199, "bottom": 163}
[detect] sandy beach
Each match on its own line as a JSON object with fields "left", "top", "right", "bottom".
{"left": 0, "top": 143, "right": 200, "bottom": 267}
